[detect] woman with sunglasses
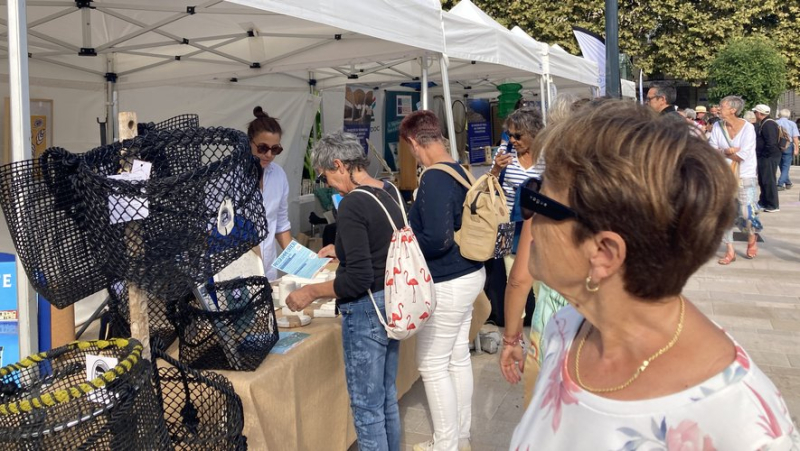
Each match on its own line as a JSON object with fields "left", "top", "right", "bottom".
{"left": 248, "top": 106, "right": 292, "bottom": 281}
{"left": 510, "top": 100, "right": 798, "bottom": 448}
{"left": 286, "top": 131, "right": 404, "bottom": 451}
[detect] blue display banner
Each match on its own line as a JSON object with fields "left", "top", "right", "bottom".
{"left": 467, "top": 99, "right": 492, "bottom": 164}
{"left": 0, "top": 253, "right": 20, "bottom": 365}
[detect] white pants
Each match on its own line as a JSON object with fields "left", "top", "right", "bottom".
{"left": 416, "top": 267, "right": 486, "bottom": 451}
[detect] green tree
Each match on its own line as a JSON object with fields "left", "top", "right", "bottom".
{"left": 707, "top": 37, "right": 787, "bottom": 108}
{"left": 441, "top": 0, "right": 800, "bottom": 89}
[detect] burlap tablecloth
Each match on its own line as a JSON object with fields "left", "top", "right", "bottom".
{"left": 209, "top": 317, "right": 419, "bottom": 450}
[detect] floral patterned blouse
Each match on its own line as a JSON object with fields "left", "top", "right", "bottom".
{"left": 510, "top": 306, "right": 800, "bottom": 451}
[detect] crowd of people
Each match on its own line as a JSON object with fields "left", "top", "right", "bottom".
{"left": 252, "top": 95, "right": 799, "bottom": 449}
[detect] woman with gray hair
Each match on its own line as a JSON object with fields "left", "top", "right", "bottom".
{"left": 708, "top": 95, "right": 760, "bottom": 263}
{"left": 286, "top": 130, "right": 405, "bottom": 451}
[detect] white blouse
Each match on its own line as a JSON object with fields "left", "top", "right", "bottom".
{"left": 708, "top": 120, "right": 758, "bottom": 179}
{"left": 510, "top": 306, "right": 800, "bottom": 450}
{"left": 259, "top": 163, "right": 291, "bottom": 281}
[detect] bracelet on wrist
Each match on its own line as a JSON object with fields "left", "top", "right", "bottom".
{"left": 502, "top": 333, "right": 524, "bottom": 347}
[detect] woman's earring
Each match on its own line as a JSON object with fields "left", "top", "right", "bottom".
{"left": 585, "top": 275, "right": 600, "bottom": 292}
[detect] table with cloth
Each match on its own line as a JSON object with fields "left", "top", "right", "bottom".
{"left": 190, "top": 316, "right": 419, "bottom": 450}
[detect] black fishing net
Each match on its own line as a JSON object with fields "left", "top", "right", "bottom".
{"left": 71, "top": 127, "right": 267, "bottom": 300}
{"left": 106, "top": 280, "right": 179, "bottom": 348}
{"left": 0, "top": 338, "right": 171, "bottom": 450}
{"left": 151, "top": 342, "right": 247, "bottom": 450}
{"left": 0, "top": 151, "right": 112, "bottom": 308}
{"left": 138, "top": 114, "right": 200, "bottom": 136}
{"left": 171, "top": 276, "right": 278, "bottom": 371}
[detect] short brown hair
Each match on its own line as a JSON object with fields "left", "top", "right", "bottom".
{"left": 400, "top": 110, "right": 444, "bottom": 147}
{"left": 539, "top": 100, "right": 737, "bottom": 300}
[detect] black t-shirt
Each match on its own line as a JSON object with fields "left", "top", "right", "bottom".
{"left": 333, "top": 182, "right": 404, "bottom": 303}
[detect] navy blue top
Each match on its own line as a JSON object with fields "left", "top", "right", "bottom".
{"left": 409, "top": 162, "right": 483, "bottom": 283}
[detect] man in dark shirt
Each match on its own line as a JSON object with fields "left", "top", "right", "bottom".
{"left": 646, "top": 82, "right": 680, "bottom": 117}
{"left": 753, "top": 104, "right": 781, "bottom": 212}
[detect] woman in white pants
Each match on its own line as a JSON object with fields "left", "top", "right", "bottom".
{"left": 401, "top": 110, "right": 486, "bottom": 451}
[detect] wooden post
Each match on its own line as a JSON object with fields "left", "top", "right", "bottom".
{"left": 119, "top": 112, "right": 151, "bottom": 360}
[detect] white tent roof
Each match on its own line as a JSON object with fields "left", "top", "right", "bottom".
{"left": 510, "top": 26, "right": 599, "bottom": 91}
{"left": 1, "top": 0, "right": 446, "bottom": 90}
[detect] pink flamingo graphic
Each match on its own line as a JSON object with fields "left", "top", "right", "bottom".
{"left": 419, "top": 311, "right": 429, "bottom": 321}
{"left": 390, "top": 303, "right": 404, "bottom": 327}
{"left": 404, "top": 270, "right": 419, "bottom": 303}
{"left": 406, "top": 315, "right": 416, "bottom": 330}
{"left": 391, "top": 262, "right": 401, "bottom": 293}
{"left": 420, "top": 268, "right": 431, "bottom": 283}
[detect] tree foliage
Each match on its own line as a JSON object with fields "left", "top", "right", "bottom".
{"left": 707, "top": 38, "right": 787, "bottom": 108}
{"left": 441, "top": 0, "right": 800, "bottom": 90}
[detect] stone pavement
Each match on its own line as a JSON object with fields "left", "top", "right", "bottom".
{"left": 393, "top": 166, "right": 800, "bottom": 450}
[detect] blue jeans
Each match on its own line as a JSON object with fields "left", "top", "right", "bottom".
{"left": 778, "top": 144, "right": 794, "bottom": 187}
{"left": 339, "top": 291, "right": 400, "bottom": 451}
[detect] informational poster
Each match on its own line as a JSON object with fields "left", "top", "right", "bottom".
{"left": 0, "top": 253, "right": 19, "bottom": 366}
{"left": 384, "top": 91, "right": 420, "bottom": 171}
{"left": 343, "top": 85, "right": 377, "bottom": 155}
{"left": 467, "top": 99, "right": 492, "bottom": 164}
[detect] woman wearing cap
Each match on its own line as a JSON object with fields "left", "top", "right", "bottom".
{"left": 510, "top": 99, "right": 798, "bottom": 449}
{"left": 248, "top": 106, "right": 292, "bottom": 279}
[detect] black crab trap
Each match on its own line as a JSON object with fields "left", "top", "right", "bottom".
{"left": 106, "top": 280, "right": 179, "bottom": 349}
{"left": 0, "top": 338, "right": 171, "bottom": 450}
{"left": 171, "top": 277, "right": 278, "bottom": 371}
{"left": 72, "top": 127, "right": 268, "bottom": 299}
{"left": 0, "top": 149, "right": 113, "bottom": 308}
{"left": 151, "top": 342, "right": 246, "bottom": 450}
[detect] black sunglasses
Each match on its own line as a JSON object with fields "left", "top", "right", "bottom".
{"left": 509, "top": 131, "right": 525, "bottom": 141}
{"left": 519, "top": 177, "right": 579, "bottom": 222}
{"left": 253, "top": 143, "right": 284, "bottom": 155}
{"left": 315, "top": 173, "right": 327, "bottom": 184}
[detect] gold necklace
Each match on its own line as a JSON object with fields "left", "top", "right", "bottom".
{"left": 574, "top": 295, "right": 685, "bottom": 393}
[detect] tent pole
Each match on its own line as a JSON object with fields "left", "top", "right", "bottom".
{"left": 539, "top": 74, "right": 547, "bottom": 125}
{"left": 7, "top": 0, "right": 38, "bottom": 356}
{"left": 421, "top": 55, "right": 429, "bottom": 110}
{"left": 106, "top": 56, "right": 115, "bottom": 143}
{"left": 439, "top": 55, "right": 459, "bottom": 161}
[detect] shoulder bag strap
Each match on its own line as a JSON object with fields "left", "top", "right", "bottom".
{"left": 350, "top": 188, "right": 404, "bottom": 230}
{"left": 420, "top": 163, "right": 473, "bottom": 189}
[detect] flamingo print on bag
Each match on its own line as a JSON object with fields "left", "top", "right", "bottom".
{"left": 406, "top": 315, "right": 417, "bottom": 330}
{"left": 420, "top": 268, "right": 432, "bottom": 283}
{"left": 404, "top": 270, "right": 419, "bottom": 303}
{"left": 390, "top": 303, "right": 404, "bottom": 327}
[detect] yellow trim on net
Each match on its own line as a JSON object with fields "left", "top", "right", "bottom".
{"left": 0, "top": 338, "right": 140, "bottom": 416}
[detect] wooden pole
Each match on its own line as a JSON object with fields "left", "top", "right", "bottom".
{"left": 119, "top": 112, "right": 151, "bottom": 360}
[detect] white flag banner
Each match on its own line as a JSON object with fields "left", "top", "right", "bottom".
{"left": 572, "top": 26, "right": 606, "bottom": 96}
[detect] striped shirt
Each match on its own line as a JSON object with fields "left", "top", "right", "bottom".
{"left": 495, "top": 151, "right": 546, "bottom": 211}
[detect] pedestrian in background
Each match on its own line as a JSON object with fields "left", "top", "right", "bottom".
{"left": 776, "top": 109, "right": 799, "bottom": 190}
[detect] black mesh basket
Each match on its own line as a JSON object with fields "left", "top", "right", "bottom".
{"left": 0, "top": 338, "right": 170, "bottom": 450}
{"left": 151, "top": 342, "right": 246, "bottom": 450}
{"left": 0, "top": 150, "right": 112, "bottom": 308}
{"left": 107, "top": 280, "right": 179, "bottom": 348}
{"left": 171, "top": 277, "right": 278, "bottom": 371}
{"left": 139, "top": 114, "right": 200, "bottom": 136}
{"left": 72, "top": 127, "right": 268, "bottom": 299}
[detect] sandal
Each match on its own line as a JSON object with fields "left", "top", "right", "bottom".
{"left": 746, "top": 235, "right": 758, "bottom": 259}
{"left": 718, "top": 253, "right": 736, "bottom": 265}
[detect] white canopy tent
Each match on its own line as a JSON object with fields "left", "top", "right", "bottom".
{"left": 2, "top": 0, "right": 459, "bottom": 354}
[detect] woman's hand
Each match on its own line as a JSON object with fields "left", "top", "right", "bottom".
{"left": 499, "top": 341, "right": 526, "bottom": 384}
{"left": 286, "top": 286, "right": 316, "bottom": 312}
{"left": 725, "top": 146, "right": 740, "bottom": 156}
{"left": 317, "top": 244, "right": 337, "bottom": 260}
{"left": 491, "top": 151, "right": 514, "bottom": 177}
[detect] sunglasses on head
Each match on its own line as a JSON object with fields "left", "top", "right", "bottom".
{"left": 254, "top": 143, "right": 283, "bottom": 155}
{"left": 509, "top": 131, "right": 525, "bottom": 141}
{"left": 519, "top": 177, "right": 579, "bottom": 222}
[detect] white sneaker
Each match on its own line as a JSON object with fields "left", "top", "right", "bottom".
{"left": 412, "top": 439, "right": 471, "bottom": 451}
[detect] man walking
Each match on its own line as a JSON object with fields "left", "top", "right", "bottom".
{"left": 753, "top": 104, "right": 781, "bottom": 212}
{"left": 776, "top": 109, "right": 799, "bottom": 190}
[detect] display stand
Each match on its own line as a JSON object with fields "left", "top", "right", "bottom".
{"left": 119, "top": 112, "right": 151, "bottom": 360}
